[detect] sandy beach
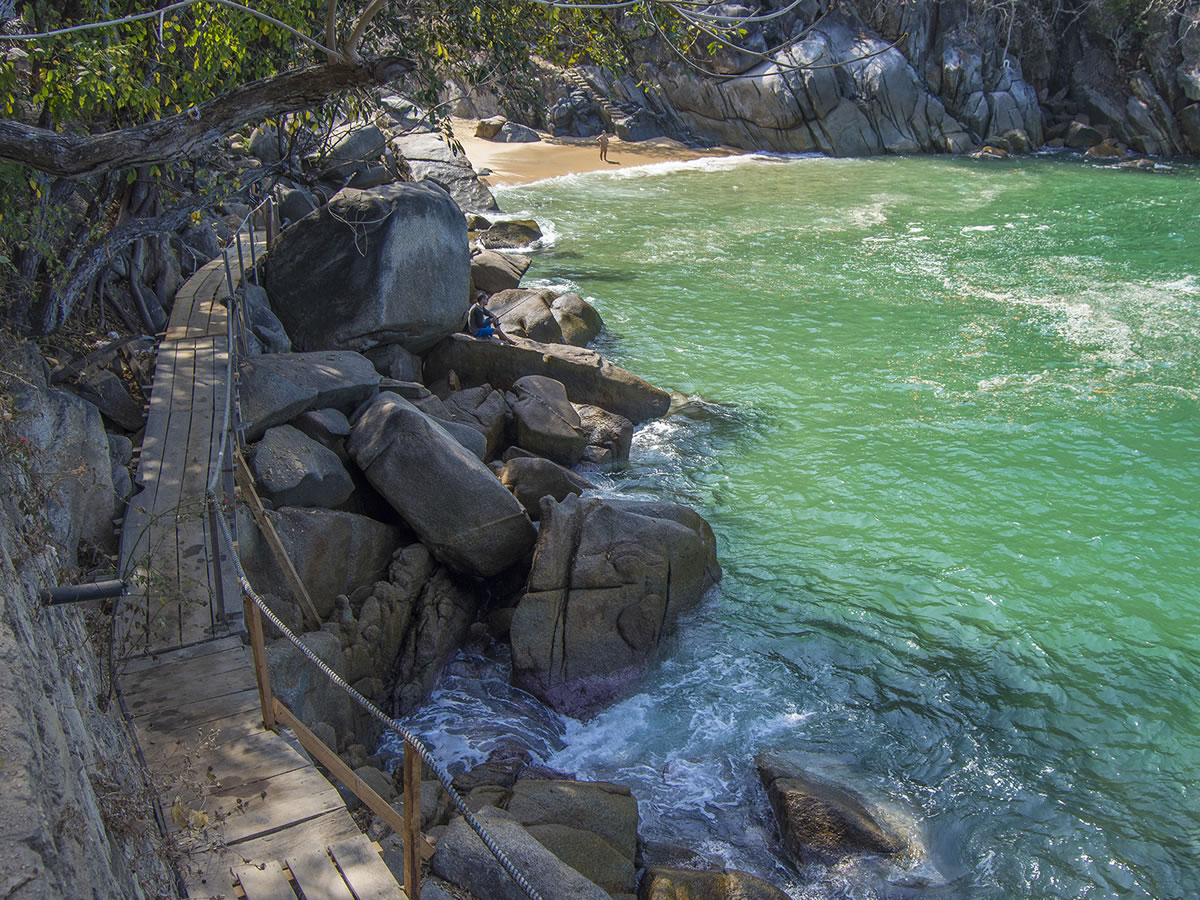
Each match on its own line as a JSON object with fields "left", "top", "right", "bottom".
{"left": 451, "top": 117, "right": 744, "bottom": 187}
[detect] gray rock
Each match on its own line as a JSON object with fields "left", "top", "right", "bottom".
{"left": 476, "top": 116, "right": 507, "bottom": 139}
{"left": 507, "top": 779, "right": 638, "bottom": 863}
{"left": 471, "top": 249, "right": 531, "bottom": 295}
{"left": 511, "top": 495, "right": 721, "bottom": 716}
{"left": 5, "top": 343, "right": 115, "bottom": 560}
{"left": 551, "top": 293, "right": 604, "bottom": 346}
{"left": 389, "top": 544, "right": 482, "bottom": 713}
{"left": 352, "top": 765, "right": 397, "bottom": 802}
{"left": 488, "top": 289, "right": 564, "bottom": 344}
{"left": 239, "top": 350, "right": 380, "bottom": 441}
{"left": 479, "top": 219, "right": 543, "bottom": 250}
{"left": 442, "top": 385, "right": 509, "bottom": 458}
{"left": 250, "top": 425, "right": 354, "bottom": 509}
{"left": 76, "top": 369, "right": 143, "bottom": 432}
{"left": 180, "top": 222, "right": 220, "bottom": 268}
{"left": 391, "top": 133, "right": 499, "bottom": 212}
{"left": 495, "top": 456, "right": 593, "bottom": 519}
{"left": 348, "top": 165, "right": 395, "bottom": 189}
{"left": 291, "top": 408, "right": 351, "bottom": 458}
{"left": 574, "top": 404, "right": 632, "bottom": 466}
{"left": 242, "top": 507, "right": 402, "bottom": 617}
{"left": 267, "top": 630, "right": 359, "bottom": 744}
{"left": 431, "top": 806, "right": 609, "bottom": 900}
{"left": 1065, "top": 121, "right": 1105, "bottom": 148}
{"left": 320, "top": 123, "right": 387, "bottom": 176}
{"left": 756, "top": 756, "right": 903, "bottom": 865}
{"left": 508, "top": 376, "right": 588, "bottom": 466}
{"left": 106, "top": 432, "right": 133, "bottom": 468}
{"left": 243, "top": 283, "right": 291, "bottom": 354}
{"left": 495, "top": 122, "right": 542, "bottom": 143}
{"left": 364, "top": 343, "right": 422, "bottom": 381}
{"left": 277, "top": 186, "right": 317, "bottom": 224}
{"left": 248, "top": 124, "right": 280, "bottom": 165}
{"left": 639, "top": 866, "right": 791, "bottom": 900}
{"left": 525, "top": 823, "right": 633, "bottom": 894}
{"left": 425, "top": 335, "right": 670, "bottom": 425}
{"left": 263, "top": 182, "right": 470, "bottom": 354}
{"left": 347, "top": 392, "right": 535, "bottom": 576}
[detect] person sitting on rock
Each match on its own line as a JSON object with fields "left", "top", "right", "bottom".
{"left": 467, "top": 295, "right": 513, "bottom": 343}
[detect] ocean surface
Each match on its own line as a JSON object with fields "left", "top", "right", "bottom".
{"left": 391, "top": 152, "right": 1200, "bottom": 898}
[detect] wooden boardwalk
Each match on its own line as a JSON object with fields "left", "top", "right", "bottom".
{"left": 118, "top": 244, "right": 406, "bottom": 899}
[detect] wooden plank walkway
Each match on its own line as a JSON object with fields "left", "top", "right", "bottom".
{"left": 117, "top": 239, "right": 406, "bottom": 899}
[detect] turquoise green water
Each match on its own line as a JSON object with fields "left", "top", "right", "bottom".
{"left": 415, "top": 155, "right": 1200, "bottom": 897}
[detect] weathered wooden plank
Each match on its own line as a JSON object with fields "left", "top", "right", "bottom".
{"left": 125, "top": 659, "right": 257, "bottom": 717}
{"left": 329, "top": 837, "right": 405, "bottom": 900}
{"left": 123, "top": 643, "right": 251, "bottom": 697}
{"left": 233, "top": 860, "right": 296, "bottom": 900}
{"left": 205, "top": 764, "right": 345, "bottom": 845}
{"left": 120, "top": 634, "right": 244, "bottom": 674}
{"left": 184, "top": 810, "right": 359, "bottom": 898}
{"left": 287, "top": 851, "right": 355, "bottom": 900}
{"left": 141, "top": 719, "right": 309, "bottom": 787}
{"left": 136, "top": 686, "right": 262, "bottom": 735}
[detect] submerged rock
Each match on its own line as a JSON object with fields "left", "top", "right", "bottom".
{"left": 756, "top": 756, "right": 904, "bottom": 866}
{"left": 639, "top": 866, "right": 790, "bottom": 900}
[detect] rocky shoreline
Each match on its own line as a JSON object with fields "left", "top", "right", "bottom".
{"left": 214, "top": 103, "right": 949, "bottom": 898}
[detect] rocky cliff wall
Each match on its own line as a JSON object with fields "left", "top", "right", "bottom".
{"left": 0, "top": 340, "right": 176, "bottom": 899}
{"left": 559, "top": 0, "right": 1200, "bottom": 157}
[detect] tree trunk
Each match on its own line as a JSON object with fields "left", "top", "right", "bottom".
{"left": 0, "top": 58, "right": 413, "bottom": 178}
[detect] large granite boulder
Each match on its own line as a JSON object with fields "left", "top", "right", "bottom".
{"left": 574, "top": 403, "right": 633, "bottom": 466}
{"left": 387, "top": 543, "right": 481, "bottom": 713}
{"left": 441, "top": 385, "right": 509, "bottom": 458}
{"left": 5, "top": 343, "right": 115, "bottom": 561}
{"left": 494, "top": 457, "right": 593, "bottom": 520}
{"left": 432, "top": 806, "right": 609, "bottom": 900}
{"left": 487, "top": 289, "right": 564, "bottom": 344}
{"left": 425, "top": 334, "right": 670, "bottom": 424}
{"left": 756, "top": 756, "right": 904, "bottom": 866}
{"left": 347, "top": 392, "right": 535, "bottom": 576}
{"left": 471, "top": 249, "right": 532, "bottom": 295}
{"left": 511, "top": 495, "right": 721, "bottom": 716}
{"left": 239, "top": 350, "right": 380, "bottom": 441}
{"left": 76, "top": 369, "right": 143, "bottom": 432}
{"left": 249, "top": 425, "right": 354, "bottom": 509}
{"left": 241, "top": 507, "right": 402, "bottom": 618}
{"left": 479, "top": 219, "right": 543, "bottom": 250}
{"left": 508, "top": 376, "right": 589, "bottom": 466}
{"left": 390, "top": 133, "right": 499, "bottom": 212}
{"left": 639, "top": 867, "right": 790, "bottom": 900}
{"left": 551, "top": 293, "right": 604, "bottom": 346}
{"left": 262, "top": 182, "right": 470, "bottom": 353}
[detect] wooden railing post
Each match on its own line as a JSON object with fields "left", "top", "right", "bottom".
{"left": 244, "top": 593, "right": 276, "bottom": 731}
{"left": 403, "top": 741, "right": 422, "bottom": 900}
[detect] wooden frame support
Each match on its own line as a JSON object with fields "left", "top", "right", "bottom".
{"left": 404, "top": 742, "right": 422, "bottom": 900}
{"left": 233, "top": 449, "right": 323, "bottom": 629}
{"left": 272, "top": 701, "right": 435, "bottom": 861}
{"left": 245, "top": 593, "right": 276, "bottom": 731}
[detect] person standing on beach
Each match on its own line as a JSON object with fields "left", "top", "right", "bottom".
{"left": 598, "top": 131, "right": 610, "bottom": 162}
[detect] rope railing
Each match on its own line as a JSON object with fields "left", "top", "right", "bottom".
{"left": 203, "top": 198, "right": 544, "bottom": 900}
